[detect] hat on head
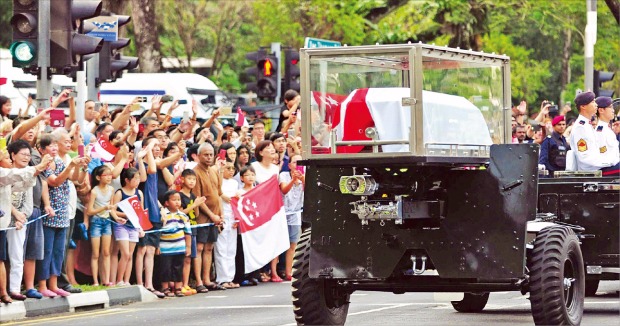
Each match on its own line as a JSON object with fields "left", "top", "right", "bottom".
{"left": 574, "top": 91, "right": 595, "bottom": 107}
{"left": 552, "top": 115, "right": 565, "bottom": 126}
{"left": 595, "top": 96, "right": 612, "bottom": 109}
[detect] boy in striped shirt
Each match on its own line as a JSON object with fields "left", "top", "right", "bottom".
{"left": 160, "top": 190, "right": 192, "bottom": 297}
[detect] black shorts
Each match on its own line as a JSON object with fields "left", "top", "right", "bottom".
{"left": 196, "top": 225, "right": 218, "bottom": 244}
{"left": 159, "top": 254, "right": 184, "bottom": 282}
{"left": 0, "top": 230, "right": 6, "bottom": 261}
{"left": 138, "top": 222, "right": 162, "bottom": 248}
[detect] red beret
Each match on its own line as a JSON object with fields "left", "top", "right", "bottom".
{"left": 552, "top": 115, "right": 565, "bottom": 126}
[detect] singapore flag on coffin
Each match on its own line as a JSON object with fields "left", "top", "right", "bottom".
{"left": 232, "top": 175, "right": 289, "bottom": 273}
{"left": 93, "top": 136, "right": 119, "bottom": 162}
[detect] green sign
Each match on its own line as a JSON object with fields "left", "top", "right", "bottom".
{"left": 304, "top": 37, "right": 341, "bottom": 48}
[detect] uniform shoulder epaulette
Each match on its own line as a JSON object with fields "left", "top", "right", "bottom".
{"left": 596, "top": 125, "right": 603, "bottom": 132}
{"left": 579, "top": 120, "right": 586, "bottom": 125}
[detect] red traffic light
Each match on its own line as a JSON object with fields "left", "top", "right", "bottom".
{"left": 291, "top": 59, "right": 299, "bottom": 65}
{"left": 262, "top": 58, "right": 273, "bottom": 76}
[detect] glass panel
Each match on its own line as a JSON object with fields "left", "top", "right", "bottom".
{"left": 307, "top": 53, "right": 411, "bottom": 155}
{"left": 422, "top": 57, "right": 504, "bottom": 157}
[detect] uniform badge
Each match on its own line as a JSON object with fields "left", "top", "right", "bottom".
{"left": 596, "top": 126, "right": 603, "bottom": 132}
{"left": 579, "top": 120, "right": 586, "bottom": 125}
{"left": 600, "top": 146, "right": 607, "bottom": 153}
{"left": 577, "top": 139, "right": 587, "bottom": 152}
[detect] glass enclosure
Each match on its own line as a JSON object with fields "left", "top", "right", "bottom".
{"left": 302, "top": 45, "right": 509, "bottom": 158}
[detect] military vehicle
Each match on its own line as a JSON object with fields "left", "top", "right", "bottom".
{"left": 292, "top": 44, "right": 589, "bottom": 325}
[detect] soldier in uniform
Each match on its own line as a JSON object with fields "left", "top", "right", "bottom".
{"left": 568, "top": 91, "right": 613, "bottom": 171}
{"left": 539, "top": 115, "right": 569, "bottom": 174}
{"left": 594, "top": 96, "right": 620, "bottom": 176}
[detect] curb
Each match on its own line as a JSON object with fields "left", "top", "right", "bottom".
{"left": 0, "top": 285, "right": 157, "bottom": 322}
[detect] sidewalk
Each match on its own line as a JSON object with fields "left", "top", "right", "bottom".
{"left": 0, "top": 285, "right": 158, "bottom": 322}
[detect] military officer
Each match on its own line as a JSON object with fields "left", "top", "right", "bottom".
{"left": 569, "top": 91, "right": 612, "bottom": 171}
{"left": 594, "top": 96, "right": 620, "bottom": 176}
{"left": 539, "top": 115, "right": 570, "bottom": 174}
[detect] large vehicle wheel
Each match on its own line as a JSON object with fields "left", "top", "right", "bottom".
{"left": 528, "top": 226, "right": 584, "bottom": 326}
{"left": 584, "top": 279, "right": 599, "bottom": 297}
{"left": 451, "top": 292, "right": 489, "bottom": 312}
{"left": 292, "top": 229, "right": 350, "bottom": 325}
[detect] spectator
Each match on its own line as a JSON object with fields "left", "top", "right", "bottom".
{"left": 215, "top": 160, "right": 240, "bottom": 289}
{"left": 134, "top": 137, "right": 164, "bottom": 298}
{"left": 250, "top": 120, "right": 266, "bottom": 150}
{"left": 86, "top": 165, "right": 120, "bottom": 286}
{"left": 276, "top": 89, "right": 301, "bottom": 132}
{"left": 37, "top": 134, "right": 83, "bottom": 298}
{"left": 158, "top": 190, "right": 191, "bottom": 297}
{"left": 278, "top": 154, "right": 305, "bottom": 281}
{"left": 233, "top": 166, "right": 259, "bottom": 287}
{"left": 512, "top": 125, "right": 526, "bottom": 143}
{"left": 0, "top": 95, "right": 11, "bottom": 125}
{"left": 179, "top": 169, "right": 206, "bottom": 295}
{"left": 270, "top": 133, "right": 289, "bottom": 172}
{"left": 192, "top": 142, "right": 224, "bottom": 292}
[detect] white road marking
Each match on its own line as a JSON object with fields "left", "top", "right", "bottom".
{"left": 348, "top": 303, "right": 416, "bottom": 316}
{"left": 253, "top": 295, "right": 274, "bottom": 298}
{"left": 134, "top": 305, "right": 293, "bottom": 310}
{"left": 351, "top": 293, "right": 368, "bottom": 296}
{"left": 204, "top": 295, "right": 227, "bottom": 298}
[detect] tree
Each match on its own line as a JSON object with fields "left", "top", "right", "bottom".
{"left": 130, "top": 0, "right": 161, "bottom": 72}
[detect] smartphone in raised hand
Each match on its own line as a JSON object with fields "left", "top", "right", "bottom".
{"left": 218, "top": 149, "right": 227, "bottom": 161}
{"left": 50, "top": 109, "right": 65, "bottom": 128}
{"left": 78, "top": 144, "right": 85, "bottom": 157}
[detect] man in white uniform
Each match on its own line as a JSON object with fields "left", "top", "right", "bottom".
{"left": 569, "top": 91, "right": 612, "bottom": 171}
{"left": 594, "top": 96, "right": 620, "bottom": 176}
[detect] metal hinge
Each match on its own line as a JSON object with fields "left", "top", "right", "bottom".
{"left": 402, "top": 97, "right": 417, "bottom": 106}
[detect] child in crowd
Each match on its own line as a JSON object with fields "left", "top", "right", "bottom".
{"left": 86, "top": 165, "right": 123, "bottom": 286}
{"left": 112, "top": 168, "right": 145, "bottom": 286}
{"left": 279, "top": 154, "right": 305, "bottom": 281}
{"left": 179, "top": 169, "right": 206, "bottom": 295}
{"left": 233, "top": 166, "right": 260, "bottom": 286}
{"left": 159, "top": 190, "right": 192, "bottom": 297}
{"left": 215, "top": 160, "right": 240, "bottom": 289}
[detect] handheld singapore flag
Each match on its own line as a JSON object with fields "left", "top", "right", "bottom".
{"left": 232, "top": 175, "right": 289, "bottom": 273}
{"left": 236, "top": 108, "right": 249, "bottom": 127}
{"left": 93, "top": 136, "right": 119, "bottom": 162}
{"left": 116, "top": 195, "right": 153, "bottom": 230}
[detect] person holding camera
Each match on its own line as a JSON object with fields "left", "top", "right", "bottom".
{"left": 594, "top": 97, "right": 620, "bottom": 176}
{"left": 539, "top": 115, "right": 570, "bottom": 174}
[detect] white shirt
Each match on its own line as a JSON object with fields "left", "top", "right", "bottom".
{"left": 0, "top": 166, "right": 36, "bottom": 229}
{"left": 250, "top": 161, "right": 280, "bottom": 184}
{"left": 594, "top": 121, "right": 620, "bottom": 166}
{"left": 569, "top": 115, "right": 612, "bottom": 171}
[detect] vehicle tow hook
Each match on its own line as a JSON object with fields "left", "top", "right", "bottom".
{"left": 410, "top": 255, "right": 427, "bottom": 275}
{"left": 563, "top": 277, "right": 575, "bottom": 291}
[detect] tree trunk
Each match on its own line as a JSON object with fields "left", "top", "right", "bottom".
{"left": 560, "top": 29, "right": 572, "bottom": 90}
{"left": 130, "top": 0, "right": 161, "bottom": 73}
{"left": 604, "top": 0, "right": 620, "bottom": 25}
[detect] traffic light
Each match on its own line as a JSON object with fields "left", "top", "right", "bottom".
{"left": 593, "top": 70, "right": 615, "bottom": 97}
{"left": 50, "top": 0, "right": 103, "bottom": 75}
{"left": 98, "top": 15, "right": 132, "bottom": 83}
{"left": 111, "top": 53, "right": 139, "bottom": 81}
{"left": 9, "top": 0, "right": 38, "bottom": 70}
{"left": 283, "top": 48, "right": 300, "bottom": 92}
{"left": 245, "top": 49, "right": 279, "bottom": 99}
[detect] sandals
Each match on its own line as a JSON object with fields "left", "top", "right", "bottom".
{"left": 174, "top": 288, "right": 185, "bottom": 297}
{"left": 260, "top": 273, "right": 271, "bottom": 282}
{"left": 162, "top": 288, "right": 174, "bottom": 297}
{"left": 220, "top": 282, "right": 239, "bottom": 289}
{"left": 147, "top": 288, "right": 165, "bottom": 299}
{"left": 205, "top": 283, "right": 226, "bottom": 291}
{"left": 0, "top": 294, "right": 13, "bottom": 304}
{"left": 194, "top": 284, "right": 209, "bottom": 293}
{"left": 271, "top": 275, "right": 283, "bottom": 283}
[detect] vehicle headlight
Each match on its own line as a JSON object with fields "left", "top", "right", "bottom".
{"left": 339, "top": 175, "right": 378, "bottom": 196}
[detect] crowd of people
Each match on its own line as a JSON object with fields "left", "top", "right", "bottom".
{"left": 0, "top": 88, "right": 305, "bottom": 302}
{"left": 510, "top": 91, "right": 620, "bottom": 176}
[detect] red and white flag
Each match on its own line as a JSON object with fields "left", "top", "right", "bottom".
{"left": 236, "top": 108, "right": 249, "bottom": 127}
{"left": 93, "top": 136, "right": 119, "bottom": 162}
{"left": 116, "top": 195, "right": 152, "bottom": 230}
{"left": 232, "top": 175, "right": 289, "bottom": 273}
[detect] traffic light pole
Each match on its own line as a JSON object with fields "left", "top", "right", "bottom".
{"left": 87, "top": 53, "right": 100, "bottom": 101}
{"left": 584, "top": 0, "right": 596, "bottom": 91}
{"left": 76, "top": 62, "right": 87, "bottom": 130}
{"left": 36, "top": 0, "right": 52, "bottom": 109}
{"left": 271, "top": 42, "right": 282, "bottom": 104}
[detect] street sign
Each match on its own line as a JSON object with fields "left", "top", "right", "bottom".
{"left": 84, "top": 16, "right": 119, "bottom": 42}
{"left": 304, "top": 37, "right": 341, "bottom": 48}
